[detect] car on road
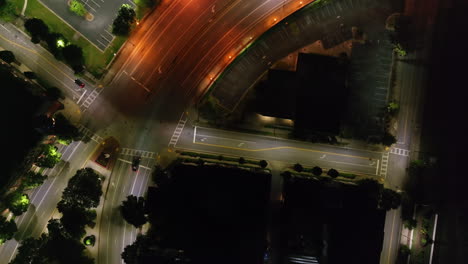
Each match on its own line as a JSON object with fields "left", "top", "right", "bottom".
{"left": 132, "top": 156, "right": 141, "bottom": 171}
{"left": 75, "top": 79, "right": 85, "bottom": 88}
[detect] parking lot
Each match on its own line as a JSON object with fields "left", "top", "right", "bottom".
{"left": 38, "top": 0, "right": 135, "bottom": 50}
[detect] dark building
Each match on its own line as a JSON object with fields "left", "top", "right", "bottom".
{"left": 256, "top": 53, "right": 348, "bottom": 135}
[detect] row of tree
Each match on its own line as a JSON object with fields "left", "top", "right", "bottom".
{"left": 24, "top": 18, "right": 85, "bottom": 73}
{"left": 10, "top": 168, "right": 103, "bottom": 263}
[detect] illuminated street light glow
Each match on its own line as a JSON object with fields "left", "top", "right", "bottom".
{"left": 56, "top": 39, "right": 65, "bottom": 48}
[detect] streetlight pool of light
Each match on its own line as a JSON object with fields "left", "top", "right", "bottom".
{"left": 56, "top": 39, "right": 65, "bottom": 48}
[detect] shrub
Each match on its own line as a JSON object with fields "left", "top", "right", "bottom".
{"left": 259, "top": 160, "right": 268, "bottom": 168}
{"left": 293, "top": 163, "right": 303, "bottom": 172}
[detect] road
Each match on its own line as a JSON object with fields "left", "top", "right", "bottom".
{"left": 98, "top": 151, "right": 154, "bottom": 264}
{"left": 0, "top": 133, "right": 100, "bottom": 263}
{"left": 177, "top": 125, "right": 382, "bottom": 176}
{"left": 1, "top": 0, "right": 414, "bottom": 264}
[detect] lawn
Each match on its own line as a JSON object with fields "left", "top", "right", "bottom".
{"left": 18, "top": 0, "right": 127, "bottom": 78}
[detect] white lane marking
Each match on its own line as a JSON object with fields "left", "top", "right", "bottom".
{"left": 195, "top": 133, "right": 258, "bottom": 144}
{"left": 0, "top": 23, "right": 11, "bottom": 32}
{"left": 76, "top": 89, "right": 87, "bottom": 104}
{"left": 429, "top": 214, "right": 439, "bottom": 264}
{"left": 376, "top": 159, "right": 380, "bottom": 175}
{"left": 64, "top": 142, "right": 82, "bottom": 161}
{"left": 387, "top": 210, "right": 397, "bottom": 264}
{"left": 118, "top": 158, "right": 132, "bottom": 164}
{"left": 193, "top": 126, "right": 197, "bottom": 143}
{"left": 130, "top": 171, "right": 139, "bottom": 194}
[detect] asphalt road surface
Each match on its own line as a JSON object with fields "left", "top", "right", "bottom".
{"left": 177, "top": 126, "right": 383, "bottom": 176}
{"left": 0, "top": 135, "right": 100, "bottom": 263}
{"left": 98, "top": 152, "right": 154, "bottom": 264}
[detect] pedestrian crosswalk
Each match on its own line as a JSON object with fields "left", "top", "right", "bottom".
{"left": 168, "top": 115, "right": 188, "bottom": 147}
{"left": 120, "top": 148, "right": 155, "bottom": 159}
{"left": 81, "top": 89, "right": 100, "bottom": 109}
{"left": 380, "top": 152, "right": 389, "bottom": 178}
{"left": 77, "top": 124, "right": 103, "bottom": 143}
{"left": 390, "top": 147, "right": 410, "bottom": 157}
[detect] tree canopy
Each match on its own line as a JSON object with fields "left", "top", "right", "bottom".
{"left": 24, "top": 18, "right": 49, "bottom": 43}
{"left": 327, "top": 168, "right": 339, "bottom": 178}
{"left": 312, "top": 166, "right": 322, "bottom": 176}
{"left": 6, "top": 191, "right": 30, "bottom": 216}
{"left": 21, "top": 171, "right": 48, "bottom": 189}
{"left": 112, "top": 4, "right": 136, "bottom": 36}
{"left": 380, "top": 188, "right": 402, "bottom": 210}
{"left": 69, "top": 0, "right": 87, "bottom": 16}
{"left": 0, "top": 216, "right": 17, "bottom": 244}
{"left": 62, "top": 44, "right": 84, "bottom": 73}
{"left": 53, "top": 113, "right": 81, "bottom": 144}
{"left": 121, "top": 195, "right": 147, "bottom": 228}
{"left": 57, "top": 168, "right": 102, "bottom": 211}
{"left": 60, "top": 207, "right": 96, "bottom": 239}
{"left": 35, "top": 144, "right": 62, "bottom": 168}
{"left": 0, "top": 50, "right": 15, "bottom": 63}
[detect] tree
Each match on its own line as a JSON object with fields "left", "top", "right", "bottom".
{"left": 24, "top": 71, "right": 37, "bottom": 79}
{"left": 21, "top": 171, "right": 48, "bottom": 189}
{"left": 44, "top": 32, "right": 66, "bottom": 59}
{"left": 238, "top": 157, "right": 245, "bottom": 164}
{"left": 24, "top": 18, "right": 49, "bottom": 43}
{"left": 404, "top": 218, "right": 417, "bottom": 230}
{"left": 381, "top": 132, "right": 396, "bottom": 146}
{"left": 380, "top": 188, "right": 402, "bottom": 210}
{"left": 69, "top": 0, "right": 87, "bottom": 16}
{"left": 0, "top": 0, "right": 16, "bottom": 22}
{"left": 327, "top": 168, "right": 339, "bottom": 178}
{"left": 53, "top": 113, "right": 81, "bottom": 144}
{"left": 46, "top": 86, "right": 64, "bottom": 100}
{"left": 58, "top": 168, "right": 102, "bottom": 211}
{"left": 121, "top": 195, "right": 147, "bottom": 228}
{"left": 61, "top": 207, "right": 96, "bottom": 239}
{"left": 0, "top": 50, "right": 15, "bottom": 63}
{"left": 259, "top": 160, "right": 268, "bottom": 168}
{"left": 0, "top": 216, "right": 17, "bottom": 244}
{"left": 10, "top": 235, "right": 48, "bottom": 264}
{"left": 62, "top": 44, "right": 84, "bottom": 73}
{"left": 36, "top": 144, "right": 62, "bottom": 168}
{"left": 6, "top": 191, "right": 30, "bottom": 216}
{"left": 112, "top": 4, "right": 136, "bottom": 36}
{"left": 312, "top": 166, "right": 322, "bottom": 176}
{"left": 293, "top": 163, "right": 303, "bottom": 172}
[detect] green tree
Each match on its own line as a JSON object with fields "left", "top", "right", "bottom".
{"left": 312, "top": 166, "right": 322, "bottom": 176}
{"left": 381, "top": 132, "right": 396, "bottom": 146}
{"left": 404, "top": 218, "right": 417, "bottom": 230}
{"left": 57, "top": 168, "right": 102, "bottom": 211}
{"left": 22, "top": 171, "right": 48, "bottom": 189}
{"left": 53, "top": 113, "right": 81, "bottom": 144}
{"left": 6, "top": 191, "right": 30, "bottom": 216}
{"left": 259, "top": 160, "right": 268, "bottom": 168}
{"left": 120, "top": 195, "right": 147, "bottom": 228}
{"left": 0, "top": 50, "right": 15, "bottom": 63}
{"left": 327, "top": 168, "right": 339, "bottom": 178}
{"left": 238, "top": 157, "right": 245, "bottom": 164}
{"left": 0, "top": 216, "right": 17, "bottom": 244}
{"left": 380, "top": 188, "right": 402, "bottom": 210}
{"left": 36, "top": 144, "right": 62, "bottom": 168}
{"left": 69, "top": 0, "right": 87, "bottom": 16}
{"left": 10, "top": 235, "right": 48, "bottom": 264}
{"left": 62, "top": 44, "right": 84, "bottom": 73}
{"left": 0, "top": 0, "right": 16, "bottom": 22}
{"left": 112, "top": 4, "right": 136, "bottom": 36}
{"left": 293, "top": 163, "right": 303, "bottom": 172}
{"left": 24, "top": 18, "right": 49, "bottom": 43}
{"left": 61, "top": 207, "right": 96, "bottom": 239}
